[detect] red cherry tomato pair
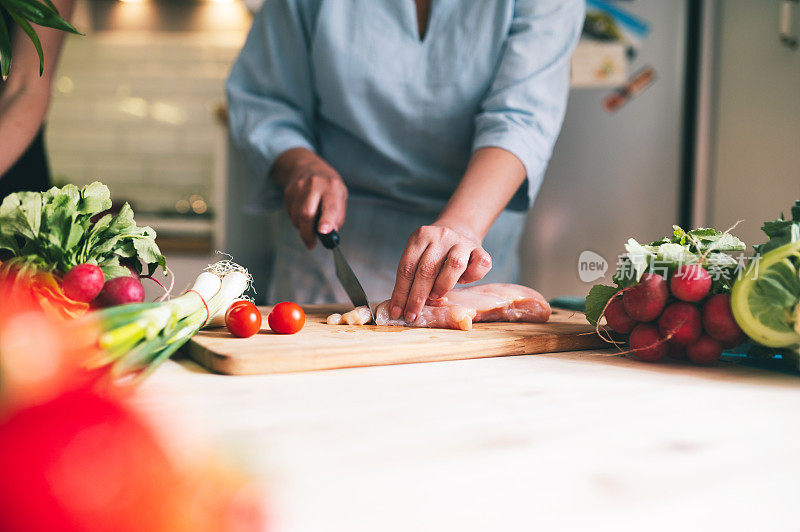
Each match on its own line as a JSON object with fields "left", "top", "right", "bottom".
{"left": 225, "top": 300, "right": 305, "bottom": 337}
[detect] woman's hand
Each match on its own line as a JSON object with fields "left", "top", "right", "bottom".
{"left": 389, "top": 221, "right": 492, "bottom": 322}
{"left": 389, "top": 147, "right": 528, "bottom": 322}
{"left": 272, "top": 148, "right": 348, "bottom": 249}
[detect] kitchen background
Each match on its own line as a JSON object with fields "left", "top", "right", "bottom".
{"left": 44, "top": 0, "right": 800, "bottom": 300}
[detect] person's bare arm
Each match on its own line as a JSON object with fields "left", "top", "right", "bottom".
{"left": 271, "top": 147, "right": 348, "bottom": 249}
{"left": 389, "top": 147, "right": 526, "bottom": 322}
{"left": 0, "top": 0, "right": 75, "bottom": 177}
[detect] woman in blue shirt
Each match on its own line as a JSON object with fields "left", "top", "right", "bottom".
{"left": 227, "top": 0, "right": 583, "bottom": 323}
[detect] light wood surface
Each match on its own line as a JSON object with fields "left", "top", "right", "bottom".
{"left": 186, "top": 305, "right": 607, "bottom": 375}
{"left": 136, "top": 350, "right": 800, "bottom": 532}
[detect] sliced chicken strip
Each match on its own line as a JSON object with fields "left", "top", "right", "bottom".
{"left": 326, "top": 306, "right": 373, "bottom": 325}
{"left": 375, "top": 302, "right": 477, "bottom": 331}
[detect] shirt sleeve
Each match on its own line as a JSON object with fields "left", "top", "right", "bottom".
{"left": 225, "top": 0, "right": 319, "bottom": 210}
{"left": 472, "top": 0, "right": 584, "bottom": 208}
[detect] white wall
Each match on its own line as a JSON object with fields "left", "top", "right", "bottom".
{"left": 46, "top": 31, "right": 244, "bottom": 216}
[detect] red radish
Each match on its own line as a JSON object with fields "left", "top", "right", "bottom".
{"left": 62, "top": 264, "right": 105, "bottom": 303}
{"left": 604, "top": 296, "right": 636, "bottom": 333}
{"left": 622, "top": 273, "right": 669, "bottom": 322}
{"left": 94, "top": 276, "right": 145, "bottom": 307}
{"left": 658, "top": 302, "right": 702, "bottom": 346}
{"left": 667, "top": 343, "right": 687, "bottom": 360}
{"left": 670, "top": 264, "right": 711, "bottom": 302}
{"left": 629, "top": 323, "right": 668, "bottom": 362}
{"left": 702, "top": 294, "right": 745, "bottom": 347}
{"left": 686, "top": 334, "right": 723, "bottom": 365}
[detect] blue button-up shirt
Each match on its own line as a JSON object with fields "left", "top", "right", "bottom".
{"left": 227, "top": 0, "right": 584, "bottom": 215}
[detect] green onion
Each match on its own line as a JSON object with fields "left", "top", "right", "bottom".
{"left": 92, "top": 260, "right": 252, "bottom": 381}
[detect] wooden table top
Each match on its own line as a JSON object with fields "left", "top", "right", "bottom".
{"left": 136, "top": 350, "right": 800, "bottom": 532}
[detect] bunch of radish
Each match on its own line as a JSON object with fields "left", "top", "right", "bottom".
{"left": 603, "top": 264, "right": 745, "bottom": 365}
{"left": 62, "top": 263, "right": 145, "bottom": 308}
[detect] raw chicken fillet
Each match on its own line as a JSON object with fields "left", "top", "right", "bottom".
{"left": 327, "top": 283, "right": 550, "bottom": 331}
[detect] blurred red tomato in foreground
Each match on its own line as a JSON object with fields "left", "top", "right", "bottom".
{"left": 0, "top": 388, "right": 178, "bottom": 531}
{"left": 0, "top": 269, "right": 102, "bottom": 407}
{"left": 0, "top": 388, "right": 267, "bottom": 532}
{"left": 0, "top": 272, "right": 267, "bottom": 532}
{"left": 0, "top": 264, "right": 89, "bottom": 319}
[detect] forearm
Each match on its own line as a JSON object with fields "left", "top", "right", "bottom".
{"left": 0, "top": 0, "right": 75, "bottom": 177}
{"left": 435, "top": 147, "right": 527, "bottom": 241}
{"left": 0, "top": 86, "right": 50, "bottom": 176}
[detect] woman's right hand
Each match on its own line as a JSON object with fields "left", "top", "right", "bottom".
{"left": 272, "top": 148, "right": 348, "bottom": 249}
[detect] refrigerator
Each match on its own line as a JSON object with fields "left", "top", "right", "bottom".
{"left": 701, "top": 0, "right": 800, "bottom": 246}
{"left": 521, "top": 0, "right": 689, "bottom": 298}
{"left": 524, "top": 0, "right": 800, "bottom": 300}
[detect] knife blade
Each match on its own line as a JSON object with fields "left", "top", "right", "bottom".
{"left": 317, "top": 228, "right": 374, "bottom": 320}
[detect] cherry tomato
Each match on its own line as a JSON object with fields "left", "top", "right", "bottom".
{"left": 226, "top": 300, "right": 252, "bottom": 314}
{"left": 225, "top": 301, "right": 262, "bottom": 338}
{"left": 268, "top": 302, "right": 305, "bottom": 334}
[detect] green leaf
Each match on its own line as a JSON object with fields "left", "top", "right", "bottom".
{"left": 762, "top": 219, "right": 792, "bottom": 238}
{"left": 700, "top": 232, "right": 746, "bottom": 253}
{"left": 132, "top": 234, "right": 165, "bottom": 268}
{"left": 40, "top": 0, "right": 57, "bottom": 12}
{"left": 670, "top": 225, "right": 688, "bottom": 246}
{"left": 0, "top": 13, "right": 11, "bottom": 79}
{"left": 64, "top": 219, "right": 84, "bottom": 251}
{"left": 0, "top": 182, "right": 166, "bottom": 276}
{"left": 1, "top": 0, "right": 81, "bottom": 35}
{"left": 791, "top": 201, "right": 800, "bottom": 223}
{"left": 57, "top": 183, "right": 81, "bottom": 205}
{"left": 91, "top": 234, "right": 123, "bottom": 258}
{"left": 107, "top": 203, "right": 136, "bottom": 233}
{"left": 623, "top": 238, "right": 655, "bottom": 282}
{"left": 98, "top": 256, "right": 130, "bottom": 279}
{"left": 0, "top": 232, "right": 19, "bottom": 254}
{"left": 584, "top": 284, "right": 619, "bottom": 326}
{"left": 78, "top": 182, "right": 112, "bottom": 215}
{"left": 5, "top": 8, "right": 43, "bottom": 75}
{"left": 114, "top": 240, "right": 138, "bottom": 259}
{"left": 656, "top": 243, "right": 698, "bottom": 268}
{"left": 0, "top": 191, "right": 43, "bottom": 240}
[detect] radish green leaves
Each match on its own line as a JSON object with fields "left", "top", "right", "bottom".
{"left": 0, "top": 182, "right": 166, "bottom": 279}
{"left": 585, "top": 226, "right": 746, "bottom": 326}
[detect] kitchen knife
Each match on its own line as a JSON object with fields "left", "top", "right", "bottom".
{"left": 317, "top": 228, "right": 374, "bottom": 321}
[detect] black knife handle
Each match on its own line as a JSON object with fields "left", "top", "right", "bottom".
{"left": 317, "top": 228, "right": 339, "bottom": 249}
{"left": 314, "top": 210, "right": 340, "bottom": 249}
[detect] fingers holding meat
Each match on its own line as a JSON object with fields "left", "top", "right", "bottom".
{"left": 390, "top": 224, "right": 492, "bottom": 322}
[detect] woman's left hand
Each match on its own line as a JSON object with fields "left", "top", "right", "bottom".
{"left": 389, "top": 222, "right": 492, "bottom": 322}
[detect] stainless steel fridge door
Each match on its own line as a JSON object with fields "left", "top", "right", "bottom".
{"left": 521, "top": 0, "right": 688, "bottom": 298}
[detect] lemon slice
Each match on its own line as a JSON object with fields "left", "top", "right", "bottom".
{"left": 731, "top": 240, "right": 800, "bottom": 348}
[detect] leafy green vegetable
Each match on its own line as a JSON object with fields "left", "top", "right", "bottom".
{"left": 0, "top": 182, "right": 166, "bottom": 279}
{"left": 730, "top": 201, "right": 800, "bottom": 371}
{"left": 584, "top": 225, "right": 746, "bottom": 326}
{"left": 754, "top": 200, "right": 800, "bottom": 256}
{"left": 613, "top": 226, "right": 745, "bottom": 290}
{"left": 584, "top": 284, "right": 619, "bottom": 326}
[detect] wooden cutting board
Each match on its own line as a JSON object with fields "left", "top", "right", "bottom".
{"left": 186, "top": 305, "right": 607, "bottom": 375}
